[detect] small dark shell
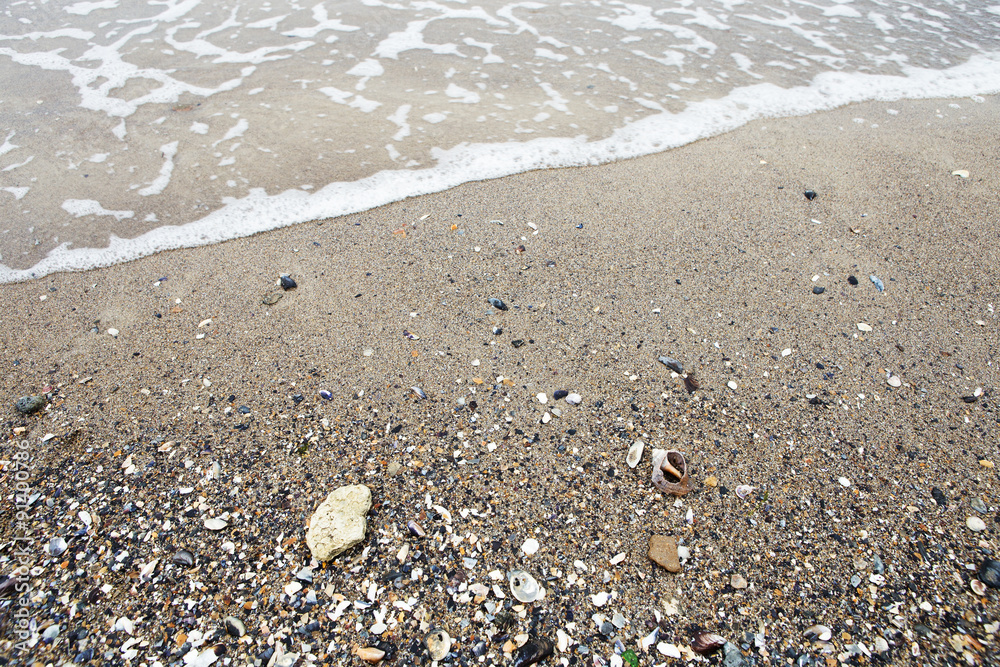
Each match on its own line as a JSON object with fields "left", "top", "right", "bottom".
{"left": 280, "top": 275, "right": 297, "bottom": 290}
{"left": 553, "top": 390, "right": 568, "bottom": 400}
{"left": 683, "top": 374, "right": 699, "bottom": 393}
{"left": 515, "top": 245, "right": 526, "bottom": 254}
{"left": 319, "top": 390, "right": 333, "bottom": 400}
{"left": 408, "top": 520, "right": 426, "bottom": 538}
{"left": 171, "top": 549, "right": 195, "bottom": 567}
{"left": 692, "top": 631, "right": 727, "bottom": 654}
{"left": 658, "top": 356, "right": 683, "bottom": 374}
{"left": 804, "top": 190, "right": 817, "bottom": 200}
{"left": 962, "top": 396, "right": 978, "bottom": 404}
{"left": 224, "top": 616, "right": 246, "bottom": 638}
{"left": 411, "top": 386, "right": 428, "bottom": 400}
{"left": 488, "top": 297, "right": 508, "bottom": 311}
{"left": 512, "top": 638, "right": 554, "bottom": 667}
{"left": 979, "top": 559, "right": 1000, "bottom": 588}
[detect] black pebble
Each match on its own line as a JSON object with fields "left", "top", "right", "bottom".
{"left": 512, "top": 638, "right": 554, "bottom": 667}
{"left": 553, "top": 390, "right": 569, "bottom": 400}
{"left": 512, "top": 339, "right": 525, "bottom": 348}
{"left": 804, "top": 190, "right": 817, "bottom": 200}
{"left": 848, "top": 276, "right": 859, "bottom": 286}
{"left": 931, "top": 487, "right": 946, "bottom": 507}
{"left": 812, "top": 286, "right": 825, "bottom": 295}
{"left": 280, "top": 274, "right": 297, "bottom": 290}
{"left": 962, "top": 396, "right": 978, "bottom": 404}
{"left": 238, "top": 405, "right": 251, "bottom": 414}
{"left": 979, "top": 560, "right": 1000, "bottom": 588}
{"left": 488, "top": 297, "right": 508, "bottom": 311}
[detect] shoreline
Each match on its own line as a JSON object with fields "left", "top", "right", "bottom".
{"left": 1, "top": 96, "right": 998, "bottom": 666}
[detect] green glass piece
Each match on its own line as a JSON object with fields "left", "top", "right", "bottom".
{"left": 621, "top": 649, "right": 639, "bottom": 667}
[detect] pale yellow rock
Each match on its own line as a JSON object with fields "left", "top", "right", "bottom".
{"left": 306, "top": 485, "right": 372, "bottom": 561}
{"left": 356, "top": 647, "right": 385, "bottom": 662}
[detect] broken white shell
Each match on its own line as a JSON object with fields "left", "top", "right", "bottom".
{"left": 626, "top": 441, "right": 644, "bottom": 468}
{"left": 735, "top": 485, "right": 755, "bottom": 499}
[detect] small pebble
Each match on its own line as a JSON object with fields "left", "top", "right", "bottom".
{"left": 978, "top": 560, "right": 1000, "bottom": 588}
{"left": 730, "top": 574, "right": 747, "bottom": 589}
{"left": 488, "top": 297, "right": 508, "bottom": 311}
{"left": 521, "top": 538, "right": 539, "bottom": 555}
{"left": 848, "top": 275, "right": 859, "bottom": 285}
{"left": 812, "top": 285, "right": 825, "bottom": 294}
{"left": 804, "top": 190, "right": 817, "bottom": 200}
{"left": 15, "top": 394, "right": 46, "bottom": 415}
{"left": 280, "top": 274, "right": 297, "bottom": 290}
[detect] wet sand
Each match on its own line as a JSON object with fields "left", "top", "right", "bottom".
{"left": 1, "top": 96, "right": 998, "bottom": 666}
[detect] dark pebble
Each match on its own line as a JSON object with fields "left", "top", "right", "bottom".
{"left": 553, "top": 390, "right": 568, "bottom": 400}
{"left": 512, "top": 339, "right": 525, "bottom": 348}
{"left": 931, "top": 487, "right": 946, "bottom": 506}
{"left": 280, "top": 274, "right": 297, "bottom": 290}
{"left": 804, "top": 190, "right": 817, "bottom": 200}
{"left": 962, "top": 395, "right": 977, "bottom": 404}
{"left": 15, "top": 394, "right": 46, "bottom": 415}
{"left": 979, "top": 560, "right": 1000, "bottom": 588}
{"left": 848, "top": 276, "right": 858, "bottom": 286}
{"left": 488, "top": 297, "right": 508, "bottom": 311}
{"left": 812, "top": 286, "right": 825, "bottom": 294}
{"left": 291, "top": 394, "right": 304, "bottom": 404}
{"left": 238, "top": 406, "right": 251, "bottom": 414}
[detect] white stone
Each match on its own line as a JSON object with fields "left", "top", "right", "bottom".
{"left": 203, "top": 518, "right": 228, "bottom": 531}
{"left": 521, "top": 538, "right": 539, "bottom": 555}
{"left": 839, "top": 477, "right": 851, "bottom": 487}
{"left": 306, "top": 485, "right": 372, "bottom": 561}
{"left": 536, "top": 393, "right": 547, "bottom": 404}
{"left": 565, "top": 393, "right": 582, "bottom": 405}
{"left": 887, "top": 376, "right": 902, "bottom": 388}
{"left": 727, "top": 380, "right": 738, "bottom": 390}
{"left": 857, "top": 323, "right": 872, "bottom": 332}
{"left": 591, "top": 591, "right": 609, "bottom": 607}
{"left": 657, "top": 642, "right": 681, "bottom": 658}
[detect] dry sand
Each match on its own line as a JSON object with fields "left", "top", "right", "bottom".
{"left": 1, "top": 96, "right": 998, "bottom": 666}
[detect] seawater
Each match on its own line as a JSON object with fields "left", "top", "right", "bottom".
{"left": 1, "top": 0, "right": 999, "bottom": 282}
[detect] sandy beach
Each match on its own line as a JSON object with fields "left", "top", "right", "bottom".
{"left": 2, "top": 96, "right": 998, "bottom": 666}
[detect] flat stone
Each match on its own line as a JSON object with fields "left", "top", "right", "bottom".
{"left": 306, "top": 484, "right": 372, "bottom": 561}
{"left": 648, "top": 535, "right": 681, "bottom": 573}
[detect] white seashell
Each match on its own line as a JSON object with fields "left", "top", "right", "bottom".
{"left": 508, "top": 570, "right": 544, "bottom": 602}
{"left": 521, "top": 538, "right": 539, "bottom": 555}
{"left": 657, "top": 642, "right": 681, "bottom": 658}
{"left": 565, "top": 393, "right": 582, "bottom": 405}
{"left": 284, "top": 581, "right": 303, "bottom": 596}
{"left": 838, "top": 477, "right": 851, "bottom": 487}
{"left": 79, "top": 510, "right": 92, "bottom": 527}
{"left": 887, "top": 375, "right": 902, "bottom": 388}
{"left": 804, "top": 624, "right": 832, "bottom": 641}
{"left": 735, "top": 485, "right": 755, "bottom": 499}
{"left": 203, "top": 518, "right": 228, "bottom": 531}
{"left": 425, "top": 629, "right": 452, "bottom": 660}
{"left": 727, "top": 380, "right": 738, "bottom": 390}
{"left": 857, "top": 323, "right": 872, "bottom": 332}
{"left": 536, "top": 393, "right": 547, "bottom": 404}
{"left": 609, "top": 552, "right": 626, "bottom": 565}
{"left": 46, "top": 537, "right": 67, "bottom": 557}
{"left": 967, "top": 516, "right": 987, "bottom": 532}
{"left": 591, "top": 591, "right": 609, "bottom": 607}
{"left": 139, "top": 559, "right": 159, "bottom": 581}
{"left": 397, "top": 543, "right": 409, "bottom": 563}
{"left": 626, "top": 441, "right": 644, "bottom": 468}
{"left": 541, "top": 412, "right": 551, "bottom": 424}
{"left": 781, "top": 348, "right": 792, "bottom": 357}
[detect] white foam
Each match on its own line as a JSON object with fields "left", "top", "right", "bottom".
{"left": 446, "top": 84, "right": 480, "bottom": 104}
{"left": 65, "top": 0, "right": 120, "bottom": 16}
{"left": 3, "top": 187, "right": 29, "bottom": 200}
{"left": 319, "top": 87, "right": 381, "bottom": 112}
{"left": 212, "top": 119, "right": 248, "bottom": 147}
{"left": 61, "top": 199, "right": 134, "bottom": 221}
{"left": 2, "top": 156, "right": 33, "bottom": 172}
{"left": 190, "top": 122, "right": 209, "bottom": 134}
{"left": 347, "top": 59, "right": 385, "bottom": 77}
{"left": 388, "top": 105, "right": 412, "bottom": 141}
{"left": 138, "top": 141, "right": 179, "bottom": 196}
{"left": 87, "top": 153, "right": 109, "bottom": 163}
{"left": 0, "top": 131, "right": 17, "bottom": 156}
{"left": 6, "top": 55, "right": 999, "bottom": 284}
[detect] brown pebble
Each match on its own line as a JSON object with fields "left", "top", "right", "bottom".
{"left": 704, "top": 475, "right": 718, "bottom": 488}
{"left": 648, "top": 535, "right": 681, "bottom": 572}
{"left": 356, "top": 647, "right": 385, "bottom": 662}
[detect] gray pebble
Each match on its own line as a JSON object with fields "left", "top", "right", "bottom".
{"left": 15, "top": 394, "right": 46, "bottom": 414}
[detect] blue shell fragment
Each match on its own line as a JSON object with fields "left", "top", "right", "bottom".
{"left": 870, "top": 275, "right": 884, "bottom": 292}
